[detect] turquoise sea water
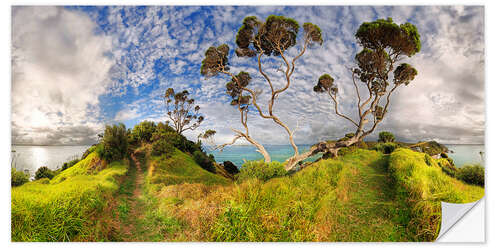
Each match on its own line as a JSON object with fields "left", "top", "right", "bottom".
{"left": 444, "top": 144, "right": 485, "bottom": 168}
{"left": 206, "top": 144, "right": 486, "bottom": 168}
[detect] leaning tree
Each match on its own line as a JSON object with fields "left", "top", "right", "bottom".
{"left": 164, "top": 88, "right": 204, "bottom": 135}
{"left": 295, "top": 18, "right": 420, "bottom": 165}
{"left": 200, "top": 15, "right": 323, "bottom": 165}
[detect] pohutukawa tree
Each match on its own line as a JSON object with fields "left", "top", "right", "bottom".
{"left": 299, "top": 18, "right": 420, "bottom": 162}
{"left": 201, "top": 15, "right": 323, "bottom": 166}
{"left": 164, "top": 88, "right": 204, "bottom": 135}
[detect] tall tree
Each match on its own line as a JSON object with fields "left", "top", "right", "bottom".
{"left": 164, "top": 88, "right": 204, "bottom": 135}
{"left": 294, "top": 18, "right": 420, "bottom": 168}
{"left": 201, "top": 15, "right": 323, "bottom": 165}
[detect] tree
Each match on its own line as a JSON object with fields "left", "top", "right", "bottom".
{"left": 294, "top": 18, "right": 420, "bottom": 169}
{"left": 378, "top": 131, "right": 395, "bottom": 143}
{"left": 201, "top": 15, "right": 323, "bottom": 166}
{"left": 35, "top": 166, "right": 54, "bottom": 180}
{"left": 164, "top": 88, "right": 204, "bottom": 135}
{"left": 98, "top": 123, "right": 129, "bottom": 162}
{"left": 131, "top": 120, "right": 156, "bottom": 143}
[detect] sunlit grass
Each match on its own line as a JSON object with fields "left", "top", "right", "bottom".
{"left": 11, "top": 152, "right": 128, "bottom": 242}
{"left": 388, "top": 148, "right": 484, "bottom": 241}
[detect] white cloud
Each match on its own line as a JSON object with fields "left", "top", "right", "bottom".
{"left": 12, "top": 6, "right": 113, "bottom": 145}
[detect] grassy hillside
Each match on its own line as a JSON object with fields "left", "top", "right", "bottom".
{"left": 148, "top": 148, "right": 230, "bottom": 187}
{"left": 11, "top": 143, "right": 484, "bottom": 242}
{"left": 388, "top": 148, "right": 484, "bottom": 241}
{"left": 138, "top": 148, "right": 483, "bottom": 242}
{"left": 11, "top": 152, "right": 128, "bottom": 241}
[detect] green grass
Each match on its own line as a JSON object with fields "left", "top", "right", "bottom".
{"left": 209, "top": 149, "right": 408, "bottom": 242}
{"left": 388, "top": 148, "right": 484, "bottom": 241}
{"left": 11, "top": 152, "right": 128, "bottom": 242}
{"left": 148, "top": 148, "right": 230, "bottom": 188}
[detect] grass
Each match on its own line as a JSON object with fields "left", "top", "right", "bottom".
{"left": 11, "top": 152, "right": 128, "bottom": 242}
{"left": 388, "top": 148, "right": 484, "bottom": 241}
{"left": 11, "top": 145, "right": 485, "bottom": 242}
{"left": 148, "top": 148, "right": 230, "bottom": 188}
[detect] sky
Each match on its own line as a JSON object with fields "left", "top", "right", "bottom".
{"left": 11, "top": 5, "right": 484, "bottom": 146}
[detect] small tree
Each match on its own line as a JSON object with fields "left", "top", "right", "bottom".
{"left": 294, "top": 18, "right": 420, "bottom": 167}
{"left": 131, "top": 120, "right": 156, "bottom": 143}
{"left": 164, "top": 88, "right": 204, "bottom": 135}
{"left": 201, "top": 15, "right": 323, "bottom": 167}
{"left": 35, "top": 166, "right": 54, "bottom": 180}
{"left": 98, "top": 123, "right": 129, "bottom": 162}
{"left": 378, "top": 131, "right": 395, "bottom": 143}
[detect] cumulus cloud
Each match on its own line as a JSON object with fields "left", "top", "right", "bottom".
{"left": 12, "top": 6, "right": 484, "bottom": 146}
{"left": 12, "top": 6, "right": 113, "bottom": 145}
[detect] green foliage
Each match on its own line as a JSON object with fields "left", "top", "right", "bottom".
{"left": 62, "top": 159, "right": 80, "bottom": 171}
{"left": 355, "top": 17, "right": 420, "bottom": 57}
{"left": 388, "top": 148, "right": 484, "bottom": 241}
{"left": 237, "top": 161, "right": 286, "bottom": 182}
{"left": 457, "top": 164, "right": 485, "bottom": 186}
{"left": 193, "top": 150, "right": 216, "bottom": 173}
{"left": 11, "top": 168, "right": 29, "bottom": 187}
{"left": 378, "top": 131, "right": 395, "bottom": 143}
{"left": 131, "top": 120, "right": 156, "bottom": 143}
{"left": 152, "top": 139, "right": 175, "bottom": 157}
{"left": 313, "top": 73, "right": 335, "bottom": 93}
{"left": 373, "top": 142, "right": 398, "bottom": 154}
{"left": 98, "top": 123, "right": 128, "bottom": 162}
{"left": 34, "top": 166, "right": 55, "bottom": 180}
{"left": 414, "top": 141, "right": 448, "bottom": 156}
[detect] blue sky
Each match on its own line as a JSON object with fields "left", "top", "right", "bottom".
{"left": 11, "top": 6, "right": 484, "bottom": 145}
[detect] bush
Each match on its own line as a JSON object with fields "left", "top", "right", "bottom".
{"left": 62, "top": 159, "right": 80, "bottom": 171}
{"left": 223, "top": 161, "right": 239, "bottom": 175}
{"left": 152, "top": 139, "right": 175, "bottom": 157}
{"left": 98, "top": 123, "right": 128, "bottom": 162}
{"left": 11, "top": 168, "right": 29, "bottom": 187}
{"left": 378, "top": 131, "right": 395, "bottom": 143}
{"left": 237, "top": 160, "right": 286, "bottom": 182}
{"left": 131, "top": 120, "right": 156, "bottom": 143}
{"left": 457, "top": 164, "right": 484, "bottom": 186}
{"left": 373, "top": 142, "right": 398, "bottom": 154}
{"left": 193, "top": 150, "right": 216, "bottom": 173}
{"left": 35, "top": 166, "right": 55, "bottom": 180}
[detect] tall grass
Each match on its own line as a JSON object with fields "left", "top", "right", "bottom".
{"left": 388, "top": 148, "right": 484, "bottom": 241}
{"left": 11, "top": 152, "right": 128, "bottom": 241}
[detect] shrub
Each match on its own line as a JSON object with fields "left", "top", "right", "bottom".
{"left": 237, "top": 160, "right": 286, "bottom": 182}
{"left": 373, "top": 142, "right": 398, "bottom": 154}
{"left": 193, "top": 150, "right": 216, "bottom": 173}
{"left": 11, "top": 168, "right": 29, "bottom": 187}
{"left": 378, "top": 131, "right": 395, "bottom": 143}
{"left": 223, "top": 161, "right": 239, "bottom": 175}
{"left": 457, "top": 164, "right": 484, "bottom": 186}
{"left": 61, "top": 159, "right": 80, "bottom": 171}
{"left": 152, "top": 139, "right": 175, "bottom": 157}
{"left": 98, "top": 123, "right": 128, "bottom": 162}
{"left": 35, "top": 166, "right": 55, "bottom": 180}
{"left": 131, "top": 120, "right": 156, "bottom": 143}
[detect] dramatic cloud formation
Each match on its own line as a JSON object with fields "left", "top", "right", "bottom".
{"left": 11, "top": 6, "right": 484, "bottom": 145}
{"left": 12, "top": 6, "right": 113, "bottom": 145}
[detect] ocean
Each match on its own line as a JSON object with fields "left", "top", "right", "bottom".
{"left": 10, "top": 144, "right": 485, "bottom": 178}
{"left": 11, "top": 145, "right": 91, "bottom": 177}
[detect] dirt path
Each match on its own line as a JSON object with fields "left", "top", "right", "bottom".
{"left": 106, "top": 152, "right": 147, "bottom": 241}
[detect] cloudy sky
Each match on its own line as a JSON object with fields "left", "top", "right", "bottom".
{"left": 11, "top": 5, "right": 484, "bottom": 146}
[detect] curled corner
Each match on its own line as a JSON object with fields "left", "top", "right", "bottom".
{"left": 436, "top": 198, "right": 484, "bottom": 241}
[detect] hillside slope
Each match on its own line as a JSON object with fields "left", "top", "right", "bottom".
{"left": 11, "top": 152, "right": 128, "bottom": 241}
